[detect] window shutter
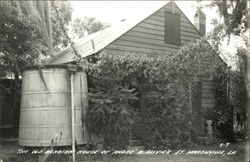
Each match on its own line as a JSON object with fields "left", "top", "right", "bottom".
{"left": 165, "top": 11, "right": 181, "bottom": 45}
{"left": 165, "top": 11, "right": 172, "bottom": 44}
{"left": 173, "top": 13, "right": 180, "bottom": 45}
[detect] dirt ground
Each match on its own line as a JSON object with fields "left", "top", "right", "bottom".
{"left": 0, "top": 140, "right": 249, "bottom": 162}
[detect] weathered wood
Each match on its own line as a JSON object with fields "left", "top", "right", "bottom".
{"left": 136, "top": 21, "right": 201, "bottom": 38}
{"left": 106, "top": 45, "right": 176, "bottom": 54}
{"left": 112, "top": 39, "right": 181, "bottom": 52}
{"left": 201, "top": 76, "right": 216, "bottom": 109}
{"left": 131, "top": 25, "right": 200, "bottom": 40}
{"left": 118, "top": 35, "right": 180, "bottom": 49}
{"left": 202, "top": 103, "right": 215, "bottom": 108}
{"left": 108, "top": 2, "right": 201, "bottom": 54}
{"left": 132, "top": 26, "right": 164, "bottom": 35}
{"left": 202, "top": 98, "right": 215, "bottom": 104}
{"left": 165, "top": 11, "right": 181, "bottom": 45}
{"left": 124, "top": 31, "right": 199, "bottom": 47}
{"left": 146, "top": 15, "right": 200, "bottom": 34}
{"left": 202, "top": 93, "right": 215, "bottom": 99}
{"left": 19, "top": 65, "right": 89, "bottom": 146}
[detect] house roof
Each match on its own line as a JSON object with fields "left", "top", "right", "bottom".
{"left": 49, "top": 1, "right": 172, "bottom": 64}
{"left": 49, "top": 1, "right": 204, "bottom": 64}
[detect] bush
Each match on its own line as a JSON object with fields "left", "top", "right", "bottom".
{"left": 143, "top": 82, "right": 192, "bottom": 149}
{"left": 85, "top": 53, "right": 139, "bottom": 150}
{"left": 81, "top": 39, "right": 221, "bottom": 149}
{"left": 212, "top": 64, "right": 247, "bottom": 141}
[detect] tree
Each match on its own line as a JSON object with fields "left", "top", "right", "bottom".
{"left": 246, "top": 1, "right": 250, "bottom": 137}
{"left": 0, "top": 1, "right": 72, "bottom": 132}
{"left": 0, "top": 0, "right": 73, "bottom": 80}
{"left": 206, "top": 0, "right": 247, "bottom": 52}
{"left": 50, "top": 1, "right": 73, "bottom": 48}
{"left": 209, "top": 0, "right": 247, "bottom": 36}
{"left": 206, "top": 0, "right": 248, "bottom": 73}
{"left": 205, "top": 0, "right": 248, "bottom": 140}
{"left": 0, "top": 1, "right": 73, "bottom": 73}
{"left": 71, "top": 17, "right": 109, "bottom": 39}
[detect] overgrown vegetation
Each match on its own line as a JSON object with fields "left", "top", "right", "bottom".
{"left": 142, "top": 82, "right": 191, "bottom": 149}
{"left": 82, "top": 36, "right": 247, "bottom": 149}
{"left": 211, "top": 48, "right": 248, "bottom": 141}
{"left": 82, "top": 39, "right": 221, "bottom": 149}
{"left": 85, "top": 54, "right": 139, "bottom": 149}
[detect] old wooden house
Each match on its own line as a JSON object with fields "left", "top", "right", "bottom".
{"left": 49, "top": 1, "right": 217, "bottom": 139}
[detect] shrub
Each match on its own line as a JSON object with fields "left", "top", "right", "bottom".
{"left": 81, "top": 39, "right": 224, "bottom": 149}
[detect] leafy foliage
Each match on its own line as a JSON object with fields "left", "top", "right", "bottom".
{"left": 85, "top": 52, "right": 139, "bottom": 150}
{"left": 208, "top": 48, "right": 247, "bottom": 141}
{"left": 50, "top": 1, "right": 73, "bottom": 48}
{"left": 81, "top": 39, "right": 217, "bottom": 149}
{"left": 143, "top": 82, "right": 192, "bottom": 149}
{"left": 2, "top": 1, "right": 73, "bottom": 53}
{"left": 204, "top": 1, "right": 248, "bottom": 140}
{"left": 209, "top": 0, "right": 247, "bottom": 36}
{"left": 0, "top": 1, "right": 73, "bottom": 78}
{"left": 72, "top": 17, "right": 109, "bottom": 39}
{"left": 206, "top": 1, "right": 247, "bottom": 63}
{"left": 212, "top": 64, "right": 233, "bottom": 140}
{"left": 0, "top": 2, "right": 44, "bottom": 76}
{"left": 83, "top": 38, "right": 246, "bottom": 147}
{"left": 0, "top": 0, "right": 73, "bottom": 82}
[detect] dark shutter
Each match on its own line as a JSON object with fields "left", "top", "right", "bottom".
{"left": 164, "top": 11, "right": 172, "bottom": 44}
{"left": 165, "top": 11, "right": 181, "bottom": 45}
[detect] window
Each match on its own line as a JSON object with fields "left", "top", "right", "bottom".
{"left": 164, "top": 11, "right": 181, "bottom": 45}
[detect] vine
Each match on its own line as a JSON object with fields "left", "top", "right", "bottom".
{"left": 82, "top": 39, "right": 225, "bottom": 149}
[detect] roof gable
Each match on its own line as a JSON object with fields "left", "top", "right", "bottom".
{"left": 49, "top": 1, "right": 203, "bottom": 64}
{"left": 107, "top": 2, "right": 202, "bottom": 54}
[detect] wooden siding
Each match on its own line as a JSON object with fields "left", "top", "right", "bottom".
{"left": 201, "top": 75, "right": 215, "bottom": 108}
{"left": 106, "top": 2, "right": 201, "bottom": 53}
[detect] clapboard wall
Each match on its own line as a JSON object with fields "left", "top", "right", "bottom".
{"left": 201, "top": 75, "right": 215, "bottom": 108}
{"left": 191, "top": 75, "right": 216, "bottom": 136}
{"left": 106, "top": 2, "right": 201, "bottom": 54}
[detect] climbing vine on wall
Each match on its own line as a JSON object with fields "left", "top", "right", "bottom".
{"left": 82, "top": 38, "right": 221, "bottom": 149}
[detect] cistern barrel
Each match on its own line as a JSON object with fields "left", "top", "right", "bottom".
{"left": 18, "top": 65, "right": 89, "bottom": 146}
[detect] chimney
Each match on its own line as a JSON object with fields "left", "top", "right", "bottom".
{"left": 194, "top": 8, "right": 206, "bottom": 36}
